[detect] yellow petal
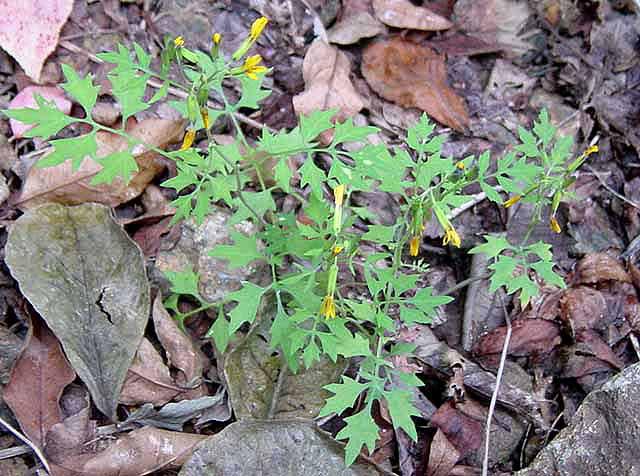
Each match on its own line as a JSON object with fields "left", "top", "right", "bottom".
{"left": 455, "top": 161, "right": 465, "bottom": 170}
{"left": 320, "top": 295, "right": 336, "bottom": 319}
{"left": 334, "top": 184, "right": 345, "bottom": 206}
{"left": 550, "top": 216, "right": 561, "bottom": 233}
{"left": 174, "top": 36, "right": 185, "bottom": 48}
{"left": 212, "top": 33, "right": 221, "bottom": 45}
{"left": 250, "top": 17, "right": 268, "bottom": 41}
{"left": 180, "top": 129, "right": 195, "bottom": 150}
{"left": 504, "top": 194, "right": 522, "bottom": 208}
{"left": 409, "top": 236, "right": 420, "bottom": 256}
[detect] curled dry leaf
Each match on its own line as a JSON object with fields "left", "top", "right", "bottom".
{"left": 427, "top": 429, "right": 460, "bottom": 476}
{"left": 430, "top": 401, "right": 482, "bottom": 460}
{"left": 372, "top": 0, "right": 452, "bottom": 31}
{"left": 473, "top": 318, "right": 562, "bottom": 359}
{"left": 8, "top": 86, "right": 72, "bottom": 138}
{"left": 3, "top": 318, "right": 75, "bottom": 449}
{"left": 5, "top": 203, "right": 150, "bottom": 420}
{"left": 16, "top": 119, "right": 184, "bottom": 209}
{"left": 573, "top": 252, "right": 631, "bottom": 285}
{"left": 293, "top": 39, "right": 365, "bottom": 126}
{"left": 0, "top": 0, "right": 74, "bottom": 81}
{"left": 328, "top": 0, "right": 384, "bottom": 45}
{"left": 361, "top": 38, "right": 469, "bottom": 131}
{"left": 560, "top": 286, "right": 608, "bottom": 332}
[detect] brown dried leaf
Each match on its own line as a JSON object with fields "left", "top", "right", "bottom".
{"left": 17, "top": 119, "right": 184, "bottom": 208}
{"left": 45, "top": 396, "right": 96, "bottom": 466}
{"left": 473, "top": 318, "right": 561, "bottom": 358}
{"left": 0, "top": 0, "right": 74, "bottom": 81}
{"left": 328, "top": 0, "right": 384, "bottom": 45}
{"left": 573, "top": 252, "right": 631, "bottom": 285}
{"left": 430, "top": 401, "right": 482, "bottom": 459}
{"left": 372, "top": 0, "right": 452, "bottom": 31}
{"left": 560, "top": 286, "right": 608, "bottom": 332}
{"left": 427, "top": 429, "right": 460, "bottom": 476}
{"left": 152, "top": 295, "right": 207, "bottom": 400}
{"left": 3, "top": 318, "right": 75, "bottom": 449}
{"left": 120, "top": 338, "right": 181, "bottom": 406}
{"left": 361, "top": 38, "right": 469, "bottom": 131}
{"left": 292, "top": 40, "right": 365, "bottom": 124}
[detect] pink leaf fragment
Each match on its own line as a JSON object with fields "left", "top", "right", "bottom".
{"left": 8, "top": 86, "right": 71, "bottom": 138}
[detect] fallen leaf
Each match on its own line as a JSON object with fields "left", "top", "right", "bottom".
{"left": 372, "top": 0, "right": 452, "bottom": 30}
{"left": 328, "top": 0, "right": 384, "bottom": 45}
{"left": 16, "top": 119, "right": 184, "bottom": 208}
{"left": 427, "top": 429, "right": 460, "bottom": 476}
{"left": 0, "top": 324, "right": 23, "bottom": 384}
{"left": 152, "top": 295, "right": 207, "bottom": 399}
{"left": 560, "top": 286, "right": 607, "bottom": 332}
{"left": 3, "top": 318, "right": 75, "bottom": 448}
{"left": 5, "top": 203, "right": 150, "bottom": 420}
{"left": 179, "top": 420, "right": 385, "bottom": 475}
{"left": 573, "top": 252, "right": 631, "bottom": 285}
{"left": 361, "top": 38, "right": 469, "bottom": 131}
{"left": 473, "top": 318, "right": 562, "bottom": 359}
{"left": 8, "top": 86, "right": 72, "bottom": 138}
{"left": 0, "top": 0, "right": 74, "bottom": 81}
{"left": 122, "top": 394, "right": 226, "bottom": 431}
{"left": 80, "top": 427, "right": 206, "bottom": 476}
{"left": 293, "top": 39, "right": 365, "bottom": 126}
{"left": 45, "top": 394, "right": 96, "bottom": 466}
{"left": 224, "top": 315, "right": 346, "bottom": 420}
{"left": 131, "top": 216, "right": 173, "bottom": 257}
{"left": 430, "top": 401, "right": 482, "bottom": 460}
{"left": 120, "top": 337, "right": 182, "bottom": 406}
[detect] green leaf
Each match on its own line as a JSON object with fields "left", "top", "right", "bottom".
{"left": 488, "top": 256, "right": 518, "bottom": 293}
{"left": 91, "top": 151, "right": 138, "bottom": 184}
{"left": 4, "top": 94, "right": 75, "bottom": 138}
{"left": 516, "top": 126, "right": 539, "bottom": 158}
{"left": 530, "top": 260, "right": 565, "bottom": 288}
{"left": 235, "top": 74, "right": 271, "bottom": 109}
{"left": 108, "top": 70, "right": 150, "bottom": 120}
{"left": 478, "top": 150, "right": 491, "bottom": 176}
{"left": 60, "top": 64, "right": 100, "bottom": 114}
{"left": 406, "top": 114, "right": 435, "bottom": 152}
{"left": 331, "top": 118, "right": 378, "bottom": 145}
{"left": 399, "top": 305, "right": 431, "bottom": 324}
{"left": 230, "top": 190, "right": 276, "bottom": 225}
{"left": 37, "top": 131, "right": 97, "bottom": 170}
{"left": 299, "top": 109, "right": 336, "bottom": 143}
{"left": 97, "top": 44, "right": 137, "bottom": 74}
{"left": 206, "top": 310, "right": 230, "bottom": 353}
{"left": 163, "top": 268, "right": 202, "bottom": 300}
{"left": 209, "top": 231, "right": 263, "bottom": 268}
{"left": 533, "top": 109, "right": 556, "bottom": 147}
{"left": 227, "top": 282, "right": 266, "bottom": 334}
{"left": 299, "top": 158, "right": 326, "bottom": 198}
{"left": 469, "top": 235, "right": 512, "bottom": 259}
{"left": 274, "top": 158, "right": 293, "bottom": 193}
{"left": 410, "top": 287, "right": 453, "bottom": 318}
{"left": 362, "top": 225, "right": 395, "bottom": 244}
{"left": 320, "top": 376, "right": 369, "bottom": 418}
{"left": 507, "top": 273, "right": 539, "bottom": 306}
{"left": 302, "top": 338, "right": 321, "bottom": 368}
{"left": 480, "top": 180, "right": 503, "bottom": 204}
{"left": 335, "top": 407, "right": 379, "bottom": 466}
{"left": 383, "top": 389, "right": 420, "bottom": 441}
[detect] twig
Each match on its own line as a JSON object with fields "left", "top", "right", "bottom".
{"left": 585, "top": 165, "right": 640, "bottom": 210}
{"left": 0, "top": 415, "right": 51, "bottom": 474}
{"left": 482, "top": 293, "right": 512, "bottom": 476}
{"left": 448, "top": 187, "right": 503, "bottom": 221}
{"left": 0, "top": 444, "right": 31, "bottom": 460}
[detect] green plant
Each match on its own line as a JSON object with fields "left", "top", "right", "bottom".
{"left": 3, "top": 20, "right": 597, "bottom": 466}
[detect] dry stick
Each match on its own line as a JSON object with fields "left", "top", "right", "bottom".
{"left": 585, "top": 165, "right": 640, "bottom": 210}
{"left": 482, "top": 293, "right": 512, "bottom": 476}
{"left": 0, "top": 444, "right": 31, "bottom": 460}
{"left": 57, "top": 40, "right": 275, "bottom": 133}
{"left": 0, "top": 415, "right": 51, "bottom": 474}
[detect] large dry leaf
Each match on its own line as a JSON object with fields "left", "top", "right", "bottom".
{"left": 0, "top": 0, "right": 73, "bottom": 81}
{"left": 372, "top": 0, "right": 452, "bottom": 31}
{"left": 3, "top": 318, "right": 75, "bottom": 448}
{"left": 293, "top": 40, "right": 365, "bottom": 124}
{"left": 120, "top": 338, "right": 181, "bottom": 406}
{"left": 5, "top": 203, "right": 150, "bottom": 420}
{"left": 224, "top": 316, "right": 346, "bottom": 420}
{"left": 573, "top": 252, "right": 631, "bottom": 285}
{"left": 328, "top": 0, "right": 384, "bottom": 45}
{"left": 427, "top": 429, "right": 460, "bottom": 476}
{"left": 16, "top": 119, "right": 184, "bottom": 208}
{"left": 473, "top": 318, "right": 562, "bottom": 359}
{"left": 179, "top": 420, "right": 384, "bottom": 476}
{"left": 361, "top": 38, "right": 469, "bottom": 131}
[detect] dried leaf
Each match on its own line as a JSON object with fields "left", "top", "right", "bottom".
{"left": 5, "top": 203, "right": 150, "bottom": 420}
{"left": 560, "top": 286, "right": 608, "bottom": 332}
{"left": 427, "top": 429, "right": 460, "bottom": 476}
{"left": 361, "top": 38, "right": 469, "bottom": 131}
{"left": 3, "top": 318, "right": 75, "bottom": 448}
{"left": 8, "top": 86, "right": 71, "bottom": 138}
{"left": 179, "top": 420, "right": 384, "bottom": 476}
{"left": 45, "top": 395, "right": 96, "bottom": 465}
{"left": 120, "top": 337, "right": 181, "bottom": 406}
{"left": 152, "top": 295, "right": 207, "bottom": 399}
{"left": 573, "top": 252, "right": 631, "bottom": 285}
{"left": 0, "top": 0, "right": 74, "bottom": 81}
{"left": 328, "top": 11, "right": 384, "bottom": 45}
{"left": 372, "top": 0, "right": 452, "bottom": 31}
{"left": 224, "top": 315, "right": 346, "bottom": 420}
{"left": 17, "top": 119, "right": 184, "bottom": 209}
{"left": 0, "top": 324, "right": 23, "bottom": 384}
{"left": 293, "top": 40, "right": 365, "bottom": 124}
{"left": 473, "top": 318, "right": 561, "bottom": 358}
{"left": 430, "top": 401, "right": 482, "bottom": 459}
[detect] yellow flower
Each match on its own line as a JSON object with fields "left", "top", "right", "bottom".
{"left": 443, "top": 225, "right": 461, "bottom": 247}
{"left": 409, "top": 235, "right": 420, "bottom": 256}
{"left": 212, "top": 33, "right": 221, "bottom": 45}
{"left": 250, "top": 17, "right": 268, "bottom": 41}
{"left": 332, "top": 244, "right": 344, "bottom": 256}
{"left": 242, "top": 54, "right": 268, "bottom": 80}
{"left": 320, "top": 295, "right": 336, "bottom": 319}
{"left": 174, "top": 36, "right": 185, "bottom": 48}
{"left": 550, "top": 216, "right": 561, "bottom": 233}
{"left": 334, "top": 184, "right": 345, "bottom": 206}
{"left": 583, "top": 145, "right": 599, "bottom": 157}
{"left": 180, "top": 129, "right": 195, "bottom": 150}
{"left": 504, "top": 194, "right": 522, "bottom": 208}
{"left": 455, "top": 161, "right": 465, "bottom": 170}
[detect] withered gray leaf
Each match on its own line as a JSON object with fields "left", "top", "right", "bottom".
{"left": 179, "top": 420, "right": 385, "bottom": 476}
{"left": 5, "top": 203, "right": 149, "bottom": 420}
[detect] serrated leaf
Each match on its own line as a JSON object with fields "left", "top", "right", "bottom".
{"left": 530, "top": 260, "right": 565, "bottom": 288}
{"left": 300, "top": 157, "right": 326, "bottom": 198}
{"left": 488, "top": 255, "right": 518, "bottom": 293}
{"left": 206, "top": 310, "right": 230, "bottom": 353}
{"left": 533, "top": 109, "right": 555, "bottom": 147}
{"left": 362, "top": 224, "right": 395, "bottom": 244}
{"left": 60, "top": 64, "right": 100, "bottom": 114}
{"left": 331, "top": 118, "right": 378, "bottom": 145}
{"left": 469, "top": 235, "right": 512, "bottom": 258}
{"left": 319, "top": 376, "right": 369, "bottom": 417}
{"left": 37, "top": 131, "right": 97, "bottom": 170}
{"left": 335, "top": 407, "right": 379, "bottom": 466}
{"left": 410, "top": 287, "right": 453, "bottom": 318}
{"left": 383, "top": 388, "right": 420, "bottom": 441}
{"left": 478, "top": 150, "right": 491, "bottom": 176}
{"left": 230, "top": 190, "right": 276, "bottom": 225}
{"left": 480, "top": 180, "right": 503, "bottom": 203}
{"left": 507, "top": 273, "right": 539, "bottom": 306}
{"left": 299, "top": 109, "right": 336, "bottom": 142}
{"left": 108, "top": 70, "right": 150, "bottom": 120}
{"left": 209, "top": 231, "right": 262, "bottom": 269}
{"left": 516, "top": 126, "right": 539, "bottom": 158}
{"left": 274, "top": 158, "right": 293, "bottom": 193}
{"left": 235, "top": 74, "right": 271, "bottom": 109}
{"left": 227, "top": 282, "right": 266, "bottom": 334}
{"left": 91, "top": 150, "right": 138, "bottom": 184}
{"left": 163, "top": 268, "right": 202, "bottom": 300}
{"left": 4, "top": 94, "right": 75, "bottom": 138}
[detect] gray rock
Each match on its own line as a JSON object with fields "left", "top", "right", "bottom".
{"left": 154, "top": 208, "right": 267, "bottom": 303}
{"left": 516, "top": 363, "right": 640, "bottom": 476}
